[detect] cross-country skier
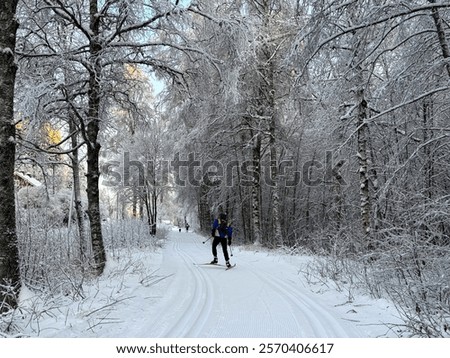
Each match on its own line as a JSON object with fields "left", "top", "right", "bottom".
{"left": 210, "top": 213, "right": 233, "bottom": 268}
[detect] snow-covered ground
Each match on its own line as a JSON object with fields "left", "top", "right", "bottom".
{"left": 18, "top": 227, "right": 402, "bottom": 338}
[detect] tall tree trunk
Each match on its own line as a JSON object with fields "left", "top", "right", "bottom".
{"left": 251, "top": 132, "right": 262, "bottom": 245}
{"left": 350, "top": 24, "right": 372, "bottom": 239}
{"left": 69, "top": 112, "right": 88, "bottom": 267}
{"left": 269, "top": 130, "right": 283, "bottom": 246}
{"left": 144, "top": 183, "right": 157, "bottom": 235}
{"left": 152, "top": 188, "right": 157, "bottom": 235}
{"left": 86, "top": 128, "right": 105, "bottom": 274}
{"left": 144, "top": 188, "right": 152, "bottom": 229}
{"left": 198, "top": 182, "right": 211, "bottom": 234}
{"left": 250, "top": 0, "right": 282, "bottom": 246}
{"left": 233, "top": 138, "right": 249, "bottom": 243}
{"left": 366, "top": 127, "right": 381, "bottom": 235}
{"left": 267, "top": 79, "right": 283, "bottom": 246}
{"left": 0, "top": 0, "right": 20, "bottom": 312}
{"left": 429, "top": 0, "right": 450, "bottom": 77}
{"left": 132, "top": 188, "right": 138, "bottom": 218}
{"left": 139, "top": 190, "right": 144, "bottom": 220}
{"left": 86, "top": 0, "right": 106, "bottom": 275}
{"left": 262, "top": 12, "right": 283, "bottom": 247}
{"left": 356, "top": 90, "right": 371, "bottom": 236}
{"left": 291, "top": 145, "right": 302, "bottom": 244}
{"left": 422, "top": 97, "right": 434, "bottom": 199}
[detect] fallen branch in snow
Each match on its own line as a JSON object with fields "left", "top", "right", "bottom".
{"left": 84, "top": 296, "right": 134, "bottom": 318}
{"left": 139, "top": 269, "right": 174, "bottom": 287}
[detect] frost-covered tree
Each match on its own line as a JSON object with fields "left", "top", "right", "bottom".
{"left": 0, "top": 0, "right": 21, "bottom": 312}
{"left": 287, "top": 0, "right": 450, "bottom": 241}
{"left": 16, "top": 0, "right": 210, "bottom": 275}
{"left": 168, "top": 0, "right": 299, "bottom": 245}
{"left": 101, "top": 64, "right": 170, "bottom": 234}
{"left": 288, "top": 0, "right": 450, "bottom": 336}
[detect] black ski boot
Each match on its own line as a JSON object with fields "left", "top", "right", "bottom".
{"left": 210, "top": 258, "right": 218, "bottom": 264}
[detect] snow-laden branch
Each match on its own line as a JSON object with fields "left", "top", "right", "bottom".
{"left": 187, "top": 6, "right": 244, "bottom": 27}
{"left": 42, "top": 0, "right": 93, "bottom": 39}
{"left": 338, "top": 86, "right": 450, "bottom": 149}
{"left": 299, "top": 2, "right": 450, "bottom": 76}
{"left": 107, "top": 40, "right": 221, "bottom": 63}
{"left": 103, "top": 11, "right": 169, "bottom": 46}
{"left": 17, "top": 135, "right": 86, "bottom": 156}
{"left": 368, "top": 86, "right": 450, "bottom": 123}
{"left": 378, "top": 132, "right": 450, "bottom": 200}
{"left": 106, "top": 40, "right": 223, "bottom": 80}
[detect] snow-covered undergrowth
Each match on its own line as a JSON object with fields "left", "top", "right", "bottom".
{"left": 297, "top": 234, "right": 450, "bottom": 338}
{"left": 13, "top": 247, "right": 166, "bottom": 337}
{"left": 1, "top": 217, "right": 168, "bottom": 337}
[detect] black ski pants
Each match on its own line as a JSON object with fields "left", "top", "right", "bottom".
{"left": 212, "top": 236, "right": 230, "bottom": 262}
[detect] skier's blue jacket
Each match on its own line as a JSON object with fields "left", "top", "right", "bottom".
{"left": 212, "top": 219, "right": 233, "bottom": 239}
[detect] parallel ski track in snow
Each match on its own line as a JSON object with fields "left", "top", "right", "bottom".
{"left": 152, "top": 231, "right": 362, "bottom": 338}
{"left": 161, "top": 234, "right": 215, "bottom": 338}
{"left": 240, "top": 260, "right": 358, "bottom": 337}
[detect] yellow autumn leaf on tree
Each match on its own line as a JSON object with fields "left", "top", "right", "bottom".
{"left": 124, "top": 64, "right": 146, "bottom": 80}
{"left": 15, "top": 121, "right": 24, "bottom": 131}
{"left": 44, "top": 122, "right": 62, "bottom": 145}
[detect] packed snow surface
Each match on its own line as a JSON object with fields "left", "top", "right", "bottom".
{"left": 20, "top": 227, "right": 401, "bottom": 338}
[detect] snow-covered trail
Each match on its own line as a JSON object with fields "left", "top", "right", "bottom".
{"left": 142, "top": 229, "right": 370, "bottom": 338}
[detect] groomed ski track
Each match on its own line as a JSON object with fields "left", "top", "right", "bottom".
{"left": 142, "top": 228, "right": 371, "bottom": 338}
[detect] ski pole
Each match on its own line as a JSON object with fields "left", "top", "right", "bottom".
{"left": 229, "top": 244, "right": 233, "bottom": 257}
{"left": 202, "top": 237, "right": 212, "bottom": 244}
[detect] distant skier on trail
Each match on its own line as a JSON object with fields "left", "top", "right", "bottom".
{"left": 210, "top": 213, "right": 233, "bottom": 268}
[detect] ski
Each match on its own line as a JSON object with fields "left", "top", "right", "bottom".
{"left": 194, "top": 262, "right": 225, "bottom": 267}
{"left": 193, "top": 262, "right": 235, "bottom": 270}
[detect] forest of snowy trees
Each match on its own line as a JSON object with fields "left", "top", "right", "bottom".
{"left": 1, "top": 0, "right": 450, "bottom": 337}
